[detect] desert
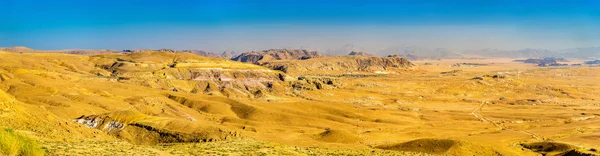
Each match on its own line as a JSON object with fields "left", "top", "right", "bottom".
{"left": 1, "top": 47, "right": 599, "bottom": 155}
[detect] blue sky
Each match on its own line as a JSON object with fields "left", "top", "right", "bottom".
{"left": 1, "top": 0, "right": 599, "bottom": 53}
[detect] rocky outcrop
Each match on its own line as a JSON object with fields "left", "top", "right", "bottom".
{"left": 232, "top": 49, "right": 324, "bottom": 65}
{"left": 263, "top": 55, "right": 414, "bottom": 75}
{"left": 74, "top": 115, "right": 125, "bottom": 134}
{"left": 292, "top": 76, "right": 342, "bottom": 90}
{"left": 73, "top": 113, "right": 241, "bottom": 144}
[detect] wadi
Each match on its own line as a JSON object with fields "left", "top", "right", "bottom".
{"left": 0, "top": 47, "right": 598, "bottom": 156}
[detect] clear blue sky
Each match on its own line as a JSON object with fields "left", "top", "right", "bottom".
{"left": 1, "top": 0, "right": 599, "bottom": 53}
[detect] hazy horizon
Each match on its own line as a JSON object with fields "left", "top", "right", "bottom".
{"left": 2, "top": 0, "right": 600, "bottom": 54}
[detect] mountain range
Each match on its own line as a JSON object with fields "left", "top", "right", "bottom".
{"left": 3, "top": 45, "right": 599, "bottom": 59}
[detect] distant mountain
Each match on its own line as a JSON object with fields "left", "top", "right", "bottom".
{"left": 319, "top": 45, "right": 464, "bottom": 59}
{"left": 184, "top": 50, "right": 222, "bottom": 58}
{"left": 462, "top": 48, "right": 555, "bottom": 58}
{"left": 220, "top": 51, "right": 238, "bottom": 59}
{"left": 324, "top": 44, "right": 365, "bottom": 56}
{"left": 585, "top": 60, "right": 600, "bottom": 64}
{"left": 348, "top": 51, "right": 373, "bottom": 56}
{"left": 463, "top": 47, "right": 600, "bottom": 59}
{"left": 378, "top": 46, "right": 463, "bottom": 59}
{"left": 556, "top": 47, "right": 600, "bottom": 59}
{"left": 1, "top": 46, "right": 118, "bottom": 55}
{"left": 0, "top": 46, "right": 237, "bottom": 58}
{"left": 121, "top": 48, "right": 234, "bottom": 58}
{"left": 1, "top": 46, "right": 35, "bottom": 53}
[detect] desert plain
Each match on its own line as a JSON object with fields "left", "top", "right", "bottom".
{"left": 0, "top": 49, "right": 599, "bottom": 156}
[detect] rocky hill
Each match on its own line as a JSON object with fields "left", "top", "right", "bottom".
{"left": 232, "top": 49, "right": 323, "bottom": 64}
{"left": 463, "top": 47, "right": 600, "bottom": 59}
{"left": 262, "top": 55, "right": 414, "bottom": 75}
{"left": 90, "top": 52, "right": 291, "bottom": 99}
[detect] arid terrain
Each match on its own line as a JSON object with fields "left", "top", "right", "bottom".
{"left": 1, "top": 49, "right": 600, "bottom": 156}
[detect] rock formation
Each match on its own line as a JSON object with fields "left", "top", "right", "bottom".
{"left": 292, "top": 76, "right": 342, "bottom": 90}
{"left": 232, "top": 49, "right": 324, "bottom": 65}
{"left": 74, "top": 115, "right": 125, "bottom": 134}
{"left": 73, "top": 112, "right": 240, "bottom": 144}
{"left": 262, "top": 55, "right": 414, "bottom": 75}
